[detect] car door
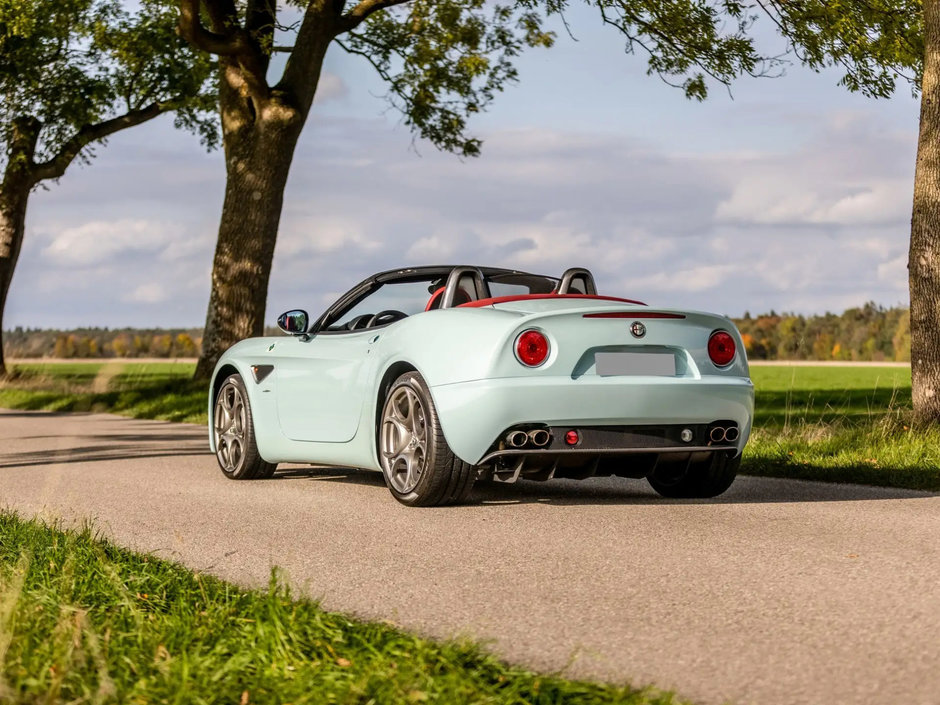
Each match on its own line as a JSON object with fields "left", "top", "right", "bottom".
{"left": 274, "top": 330, "right": 374, "bottom": 443}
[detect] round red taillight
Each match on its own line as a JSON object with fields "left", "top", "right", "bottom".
{"left": 565, "top": 430, "right": 580, "bottom": 446}
{"left": 515, "top": 329, "right": 549, "bottom": 367}
{"left": 708, "top": 330, "right": 736, "bottom": 367}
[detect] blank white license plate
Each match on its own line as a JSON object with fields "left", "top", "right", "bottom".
{"left": 595, "top": 352, "right": 676, "bottom": 377}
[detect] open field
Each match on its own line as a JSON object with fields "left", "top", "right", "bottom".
{"left": 743, "top": 365, "right": 940, "bottom": 490}
{"left": 0, "top": 512, "right": 680, "bottom": 705}
{"left": 1, "top": 361, "right": 936, "bottom": 490}
{"left": 0, "top": 361, "right": 204, "bottom": 423}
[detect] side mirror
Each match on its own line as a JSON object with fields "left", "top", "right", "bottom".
{"left": 277, "top": 309, "right": 309, "bottom": 336}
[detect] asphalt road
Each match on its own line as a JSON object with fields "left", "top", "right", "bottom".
{"left": 1, "top": 409, "right": 937, "bottom": 705}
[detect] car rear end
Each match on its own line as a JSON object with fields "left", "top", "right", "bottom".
{"left": 430, "top": 298, "right": 754, "bottom": 487}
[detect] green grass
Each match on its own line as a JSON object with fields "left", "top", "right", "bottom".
{"left": 0, "top": 513, "right": 680, "bottom": 705}
{"left": 750, "top": 365, "right": 911, "bottom": 427}
{"left": 742, "top": 366, "right": 940, "bottom": 490}
{"left": 0, "top": 361, "right": 205, "bottom": 423}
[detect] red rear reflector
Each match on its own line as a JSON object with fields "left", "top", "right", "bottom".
{"left": 515, "top": 329, "right": 549, "bottom": 367}
{"left": 708, "top": 330, "right": 736, "bottom": 367}
{"left": 565, "top": 430, "right": 580, "bottom": 446}
{"left": 583, "top": 312, "right": 686, "bottom": 319}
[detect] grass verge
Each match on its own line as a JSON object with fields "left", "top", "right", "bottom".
{"left": 0, "top": 513, "right": 680, "bottom": 705}
{"left": 0, "top": 362, "right": 205, "bottom": 424}
{"left": 741, "top": 365, "right": 940, "bottom": 491}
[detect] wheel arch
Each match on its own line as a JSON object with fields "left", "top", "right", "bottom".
{"left": 370, "top": 358, "right": 478, "bottom": 468}
{"left": 208, "top": 362, "right": 242, "bottom": 453}
{"left": 374, "top": 360, "right": 419, "bottom": 443}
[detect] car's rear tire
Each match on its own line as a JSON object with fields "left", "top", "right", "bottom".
{"left": 647, "top": 452, "right": 739, "bottom": 498}
{"left": 213, "top": 373, "right": 276, "bottom": 480}
{"left": 379, "top": 372, "right": 475, "bottom": 506}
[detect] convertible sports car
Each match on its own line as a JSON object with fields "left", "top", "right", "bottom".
{"left": 209, "top": 265, "right": 754, "bottom": 506}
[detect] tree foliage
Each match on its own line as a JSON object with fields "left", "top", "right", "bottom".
{"left": 736, "top": 304, "right": 911, "bottom": 362}
{"left": 180, "top": 1, "right": 925, "bottom": 160}
{"left": 762, "top": 0, "right": 923, "bottom": 97}
{"left": 0, "top": 0, "right": 217, "bottom": 176}
{"left": 0, "top": 0, "right": 219, "bottom": 378}
{"left": 333, "top": 0, "right": 926, "bottom": 152}
{"left": 0, "top": 0, "right": 217, "bottom": 178}
{"left": 338, "top": 1, "right": 555, "bottom": 155}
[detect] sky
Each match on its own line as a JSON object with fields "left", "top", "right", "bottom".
{"left": 6, "top": 4, "right": 922, "bottom": 330}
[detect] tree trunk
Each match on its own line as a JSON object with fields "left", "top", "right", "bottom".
{"left": 0, "top": 182, "right": 30, "bottom": 378}
{"left": 0, "top": 118, "right": 40, "bottom": 379}
{"left": 193, "top": 19, "right": 333, "bottom": 380}
{"left": 910, "top": 0, "right": 940, "bottom": 424}
{"left": 193, "top": 114, "right": 304, "bottom": 379}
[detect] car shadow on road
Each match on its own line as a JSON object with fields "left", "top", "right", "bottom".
{"left": 270, "top": 466, "right": 933, "bottom": 505}
{"left": 469, "top": 475, "right": 933, "bottom": 505}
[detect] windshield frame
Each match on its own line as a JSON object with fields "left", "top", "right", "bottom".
{"left": 309, "top": 266, "right": 556, "bottom": 335}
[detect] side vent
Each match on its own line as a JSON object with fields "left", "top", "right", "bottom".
{"left": 251, "top": 364, "right": 274, "bottom": 383}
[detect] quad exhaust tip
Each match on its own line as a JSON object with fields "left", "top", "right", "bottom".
{"left": 709, "top": 425, "right": 740, "bottom": 443}
{"left": 505, "top": 429, "right": 552, "bottom": 448}
{"left": 528, "top": 429, "right": 551, "bottom": 447}
{"left": 507, "top": 431, "right": 529, "bottom": 448}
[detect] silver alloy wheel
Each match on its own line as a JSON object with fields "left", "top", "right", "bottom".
{"left": 381, "top": 385, "right": 428, "bottom": 494}
{"left": 215, "top": 381, "right": 246, "bottom": 473}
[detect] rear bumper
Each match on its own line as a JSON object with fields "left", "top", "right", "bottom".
{"left": 430, "top": 375, "right": 755, "bottom": 465}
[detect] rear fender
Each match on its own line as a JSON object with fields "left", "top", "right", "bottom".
{"left": 367, "top": 308, "right": 522, "bottom": 386}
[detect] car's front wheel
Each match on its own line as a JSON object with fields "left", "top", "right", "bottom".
{"left": 213, "top": 373, "right": 276, "bottom": 480}
{"left": 647, "top": 452, "right": 739, "bottom": 498}
{"left": 379, "top": 372, "right": 475, "bottom": 506}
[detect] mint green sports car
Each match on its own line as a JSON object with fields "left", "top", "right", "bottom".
{"left": 209, "top": 265, "right": 754, "bottom": 506}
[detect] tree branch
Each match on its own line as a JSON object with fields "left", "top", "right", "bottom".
{"left": 2, "top": 118, "right": 43, "bottom": 190}
{"left": 246, "top": 0, "right": 276, "bottom": 72}
{"left": 178, "top": 0, "right": 242, "bottom": 56}
{"left": 178, "top": 0, "right": 272, "bottom": 108}
{"left": 336, "top": 0, "right": 412, "bottom": 34}
{"left": 274, "top": 4, "right": 336, "bottom": 110}
{"left": 31, "top": 102, "right": 179, "bottom": 183}
{"left": 246, "top": 0, "right": 276, "bottom": 36}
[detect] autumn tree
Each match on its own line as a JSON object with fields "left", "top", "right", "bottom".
{"left": 0, "top": 0, "right": 216, "bottom": 377}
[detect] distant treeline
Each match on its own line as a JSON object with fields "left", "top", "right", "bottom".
{"left": 735, "top": 303, "right": 909, "bottom": 362}
{"left": 1, "top": 303, "right": 912, "bottom": 362}
{"left": 3, "top": 327, "right": 204, "bottom": 359}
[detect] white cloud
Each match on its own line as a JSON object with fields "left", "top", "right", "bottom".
{"left": 278, "top": 216, "right": 381, "bottom": 256}
{"left": 406, "top": 235, "right": 458, "bottom": 260}
{"left": 41, "top": 219, "right": 174, "bottom": 266}
{"left": 878, "top": 255, "right": 908, "bottom": 284}
{"left": 715, "top": 178, "right": 910, "bottom": 226}
{"left": 125, "top": 283, "right": 168, "bottom": 304}
{"left": 314, "top": 72, "right": 348, "bottom": 104}
{"left": 712, "top": 114, "right": 914, "bottom": 229}
{"left": 628, "top": 264, "right": 743, "bottom": 295}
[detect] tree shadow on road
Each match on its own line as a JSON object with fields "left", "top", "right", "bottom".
{"left": 0, "top": 430, "right": 208, "bottom": 469}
